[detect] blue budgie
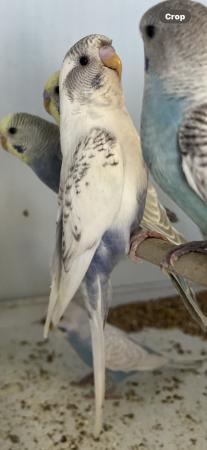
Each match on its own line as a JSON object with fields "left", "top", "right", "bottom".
{"left": 140, "top": 0, "right": 207, "bottom": 264}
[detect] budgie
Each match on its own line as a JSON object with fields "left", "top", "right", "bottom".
{"left": 43, "top": 34, "right": 148, "bottom": 435}
{"left": 140, "top": 0, "right": 207, "bottom": 264}
{"left": 59, "top": 302, "right": 206, "bottom": 387}
{"left": 0, "top": 113, "right": 61, "bottom": 192}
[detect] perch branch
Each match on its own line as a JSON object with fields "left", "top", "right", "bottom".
{"left": 136, "top": 238, "right": 207, "bottom": 287}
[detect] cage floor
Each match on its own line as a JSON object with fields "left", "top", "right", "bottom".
{"left": 0, "top": 297, "right": 207, "bottom": 450}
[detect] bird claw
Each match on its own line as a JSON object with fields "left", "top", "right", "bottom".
{"left": 129, "top": 230, "right": 168, "bottom": 262}
{"left": 160, "top": 240, "right": 207, "bottom": 273}
{"left": 160, "top": 250, "right": 178, "bottom": 273}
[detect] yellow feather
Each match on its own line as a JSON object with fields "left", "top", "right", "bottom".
{"left": 43, "top": 71, "right": 60, "bottom": 125}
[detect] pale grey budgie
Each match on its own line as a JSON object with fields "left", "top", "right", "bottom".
{"left": 59, "top": 303, "right": 205, "bottom": 387}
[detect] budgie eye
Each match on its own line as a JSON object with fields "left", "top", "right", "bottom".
{"left": 145, "top": 25, "right": 156, "bottom": 39}
{"left": 8, "top": 127, "right": 17, "bottom": 135}
{"left": 54, "top": 85, "right": 59, "bottom": 95}
{"left": 79, "top": 55, "right": 89, "bottom": 66}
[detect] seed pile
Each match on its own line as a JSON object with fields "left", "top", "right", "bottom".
{"left": 108, "top": 291, "right": 207, "bottom": 339}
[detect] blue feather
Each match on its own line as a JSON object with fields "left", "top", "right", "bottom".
{"left": 141, "top": 73, "right": 207, "bottom": 235}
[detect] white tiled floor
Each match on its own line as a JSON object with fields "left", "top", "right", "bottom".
{"left": 0, "top": 297, "right": 207, "bottom": 450}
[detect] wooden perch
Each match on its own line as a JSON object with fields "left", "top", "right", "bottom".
{"left": 136, "top": 238, "right": 207, "bottom": 287}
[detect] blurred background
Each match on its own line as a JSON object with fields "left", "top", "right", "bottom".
{"left": 0, "top": 0, "right": 202, "bottom": 302}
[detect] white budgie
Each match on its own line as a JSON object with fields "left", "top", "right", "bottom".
{"left": 44, "top": 34, "right": 148, "bottom": 435}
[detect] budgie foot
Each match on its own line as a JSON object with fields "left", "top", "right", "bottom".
{"left": 161, "top": 240, "right": 207, "bottom": 271}
{"left": 129, "top": 230, "right": 168, "bottom": 262}
{"left": 71, "top": 372, "right": 94, "bottom": 387}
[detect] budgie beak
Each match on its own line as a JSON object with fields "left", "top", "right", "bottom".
{"left": 0, "top": 134, "right": 8, "bottom": 151}
{"left": 43, "top": 90, "right": 51, "bottom": 114}
{"left": 0, "top": 115, "right": 11, "bottom": 151}
{"left": 99, "top": 46, "right": 122, "bottom": 79}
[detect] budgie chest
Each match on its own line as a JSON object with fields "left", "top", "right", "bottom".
{"left": 63, "top": 108, "right": 147, "bottom": 280}
{"left": 141, "top": 75, "right": 207, "bottom": 234}
{"left": 34, "top": 151, "right": 61, "bottom": 194}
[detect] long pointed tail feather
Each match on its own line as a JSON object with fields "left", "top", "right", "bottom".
{"left": 89, "top": 311, "right": 105, "bottom": 437}
{"left": 168, "top": 356, "right": 207, "bottom": 370}
{"left": 84, "top": 277, "right": 106, "bottom": 437}
{"left": 169, "top": 273, "right": 207, "bottom": 332}
{"left": 44, "top": 248, "right": 97, "bottom": 338}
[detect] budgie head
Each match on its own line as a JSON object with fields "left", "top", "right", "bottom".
{"left": 43, "top": 71, "right": 60, "bottom": 125}
{"left": 140, "top": 0, "right": 207, "bottom": 94}
{"left": 60, "top": 34, "right": 122, "bottom": 109}
{"left": 0, "top": 112, "right": 59, "bottom": 166}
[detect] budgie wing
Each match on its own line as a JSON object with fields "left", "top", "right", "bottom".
{"left": 140, "top": 182, "right": 185, "bottom": 244}
{"left": 179, "top": 103, "right": 207, "bottom": 203}
{"left": 61, "top": 128, "right": 124, "bottom": 270}
{"left": 104, "top": 323, "right": 168, "bottom": 372}
{"left": 44, "top": 128, "right": 123, "bottom": 335}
